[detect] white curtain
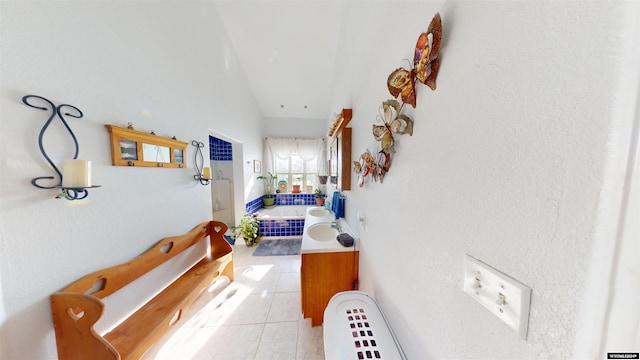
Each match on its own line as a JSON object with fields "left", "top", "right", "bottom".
{"left": 268, "top": 138, "right": 296, "bottom": 160}
{"left": 264, "top": 137, "right": 326, "bottom": 175}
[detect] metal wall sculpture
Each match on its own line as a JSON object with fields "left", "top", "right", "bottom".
{"left": 354, "top": 13, "right": 443, "bottom": 188}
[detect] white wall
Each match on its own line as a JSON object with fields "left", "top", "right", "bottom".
{"left": 264, "top": 116, "right": 328, "bottom": 138}
{"left": 330, "top": 1, "right": 639, "bottom": 358}
{"left": 0, "top": 2, "right": 263, "bottom": 359}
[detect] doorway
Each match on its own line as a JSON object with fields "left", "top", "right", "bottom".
{"left": 208, "top": 131, "right": 244, "bottom": 229}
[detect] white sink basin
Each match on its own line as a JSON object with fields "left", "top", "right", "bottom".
{"left": 308, "top": 208, "right": 330, "bottom": 217}
{"left": 306, "top": 223, "right": 339, "bottom": 242}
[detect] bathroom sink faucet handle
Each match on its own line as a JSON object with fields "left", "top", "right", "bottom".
{"left": 330, "top": 222, "right": 342, "bottom": 232}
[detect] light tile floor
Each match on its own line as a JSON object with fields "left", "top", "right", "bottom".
{"left": 143, "top": 241, "right": 325, "bottom": 360}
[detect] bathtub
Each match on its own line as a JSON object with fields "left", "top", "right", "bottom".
{"left": 256, "top": 205, "right": 310, "bottom": 238}
{"left": 256, "top": 205, "right": 310, "bottom": 219}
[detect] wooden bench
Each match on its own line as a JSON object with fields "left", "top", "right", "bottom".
{"left": 50, "top": 221, "right": 234, "bottom": 360}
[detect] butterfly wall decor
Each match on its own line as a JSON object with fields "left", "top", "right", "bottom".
{"left": 355, "top": 99, "right": 411, "bottom": 186}
{"left": 353, "top": 149, "right": 392, "bottom": 187}
{"left": 372, "top": 99, "right": 413, "bottom": 155}
{"left": 352, "top": 13, "right": 442, "bottom": 188}
{"left": 387, "top": 12, "right": 442, "bottom": 108}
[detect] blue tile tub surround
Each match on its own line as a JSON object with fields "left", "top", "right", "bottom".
{"left": 259, "top": 218, "right": 305, "bottom": 237}
{"left": 275, "top": 193, "right": 315, "bottom": 206}
{"left": 209, "top": 136, "right": 233, "bottom": 161}
{"left": 245, "top": 194, "right": 316, "bottom": 214}
{"left": 246, "top": 197, "right": 264, "bottom": 214}
{"left": 243, "top": 195, "right": 317, "bottom": 238}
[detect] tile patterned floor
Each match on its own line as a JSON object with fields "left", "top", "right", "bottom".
{"left": 143, "top": 241, "right": 325, "bottom": 360}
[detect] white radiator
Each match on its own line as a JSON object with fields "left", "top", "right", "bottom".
{"left": 324, "top": 291, "right": 406, "bottom": 360}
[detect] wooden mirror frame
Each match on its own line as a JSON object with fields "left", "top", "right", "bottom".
{"left": 328, "top": 109, "right": 352, "bottom": 191}
{"left": 105, "top": 124, "right": 188, "bottom": 168}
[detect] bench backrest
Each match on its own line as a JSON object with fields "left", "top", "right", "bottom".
{"left": 61, "top": 222, "right": 222, "bottom": 299}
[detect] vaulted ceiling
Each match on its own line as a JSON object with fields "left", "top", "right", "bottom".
{"left": 215, "top": 1, "right": 344, "bottom": 121}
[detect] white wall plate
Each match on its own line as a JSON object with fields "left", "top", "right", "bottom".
{"left": 463, "top": 254, "right": 532, "bottom": 339}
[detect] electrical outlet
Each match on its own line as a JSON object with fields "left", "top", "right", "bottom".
{"left": 357, "top": 210, "right": 365, "bottom": 231}
{"left": 463, "top": 254, "right": 532, "bottom": 339}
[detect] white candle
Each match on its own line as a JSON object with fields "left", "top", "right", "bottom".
{"left": 203, "top": 167, "right": 211, "bottom": 180}
{"left": 62, "top": 159, "right": 91, "bottom": 188}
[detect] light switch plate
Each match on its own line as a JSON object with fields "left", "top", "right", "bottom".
{"left": 463, "top": 254, "right": 532, "bottom": 339}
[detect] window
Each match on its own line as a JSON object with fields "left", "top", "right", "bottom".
{"left": 275, "top": 153, "right": 318, "bottom": 192}
{"left": 265, "top": 137, "right": 325, "bottom": 193}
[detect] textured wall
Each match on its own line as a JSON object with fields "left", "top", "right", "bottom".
{"left": 330, "top": 1, "right": 639, "bottom": 358}
{"left": 0, "top": 2, "right": 263, "bottom": 358}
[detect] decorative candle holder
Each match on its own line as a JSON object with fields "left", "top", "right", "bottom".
{"left": 192, "top": 140, "right": 210, "bottom": 185}
{"left": 23, "top": 95, "right": 101, "bottom": 200}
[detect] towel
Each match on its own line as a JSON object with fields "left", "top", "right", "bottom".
{"left": 332, "top": 192, "right": 340, "bottom": 218}
{"left": 338, "top": 196, "right": 345, "bottom": 218}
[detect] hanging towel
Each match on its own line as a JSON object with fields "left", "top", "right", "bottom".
{"left": 338, "top": 195, "right": 345, "bottom": 219}
{"left": 332, "top": 192, "right": 341, "bottom": 218}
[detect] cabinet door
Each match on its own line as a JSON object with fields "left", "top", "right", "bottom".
{"left": 301, "top": 251, "right": 359, "bottom": 326}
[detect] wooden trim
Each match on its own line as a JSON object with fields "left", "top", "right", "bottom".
{"left": 328, "top": 108, "right": 353, "bottom": 138}
{"left": 340, "top": 127, "right": 352, "bottom": 191}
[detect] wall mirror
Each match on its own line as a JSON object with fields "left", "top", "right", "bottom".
{"left": 328, "top": 137, "right": 336, "bottom": 186}
{"left": 105, "top": 124, "right": 188, "bottom": 168}
{"left": 328, "top": 109, "right": 352, "bottom": 191}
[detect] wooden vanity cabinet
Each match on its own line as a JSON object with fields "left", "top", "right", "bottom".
{"left": 301, "top": 250, "right": 359, "bottom": 326}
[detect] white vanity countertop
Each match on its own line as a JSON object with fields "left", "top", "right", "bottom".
{"left": 301, "top": 207, "right": 358, "bottom": 254}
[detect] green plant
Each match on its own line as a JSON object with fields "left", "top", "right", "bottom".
{"left": 313, "top": 188, "right": 324, "bottom": 199}
{"left": 230, "top": 214, "right": 259, "bottom": 246}
{"left": 257, "top": 172, "right": 277, "bottom": 198}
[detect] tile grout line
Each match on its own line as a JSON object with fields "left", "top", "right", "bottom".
{"left": 253, "top": 322, "right": 268, "bottom": 360}
{"left": 294, "top": 319, "right": 301, "bottom": 359}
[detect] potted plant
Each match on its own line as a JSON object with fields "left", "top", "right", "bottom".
{"left": 257, "top": 172, "right": 277, "bottom": 207}
{"left": 230, "top": 214, "right": 259, "bottom": 246}
{"left": 313, "top": 188, "right": 325, "bottom": 206}
{"left": 292, "top": 175, "right": 302, "bottom": 193}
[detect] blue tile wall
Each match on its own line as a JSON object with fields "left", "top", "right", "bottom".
{"left": 209, "top": 136, "right": 233, "bottom": 161}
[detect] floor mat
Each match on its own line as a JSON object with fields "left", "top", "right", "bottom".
{"left": 252, "top": 239, "right": 302, "bottom": 256}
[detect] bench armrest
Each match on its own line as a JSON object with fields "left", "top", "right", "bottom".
{"left": 50, "top": 292, "right": 120, "bottom": 360}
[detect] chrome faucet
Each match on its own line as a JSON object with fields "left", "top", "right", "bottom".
{"left": 330, "top": 222, "right": 342, "bottom": 232}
